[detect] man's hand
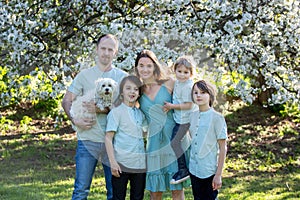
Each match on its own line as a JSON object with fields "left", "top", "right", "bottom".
{"left": 82, "top": 100, "right": 97, "bottom": 113}
{"left": 73, "top": 117, "right": 96, "bottom": 130}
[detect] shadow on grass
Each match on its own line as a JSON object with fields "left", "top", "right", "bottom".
{"left": 221, "top": 102, "right": 300, "bottom": 199}
{"left": 225, "top": 103, "right": 300, "bottom": 161}
{"left": 0, "top": 126, "right": 74, "bottom": 140}
{"left": 221, "top": 169, "right": 300, "bottom": 199}
{"left": 1, "top": 102, "right": 300, "bottom": 199}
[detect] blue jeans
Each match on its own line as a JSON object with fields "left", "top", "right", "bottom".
{"left": 171, "top": 123, "right": 190, "bottom": 158}
{"left": 72, "top": 140, "right": 113, "bottom": 200}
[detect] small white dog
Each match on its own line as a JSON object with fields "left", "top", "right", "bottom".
{"left": 70, "top": 78, "right": 118, "bottom": 123}
{"left": 94, "top": 78, "right": 118, "bottom": 110}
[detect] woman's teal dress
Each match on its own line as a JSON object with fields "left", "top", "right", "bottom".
{"left": 139, "top": 84, "right": 190, "bottom": 192}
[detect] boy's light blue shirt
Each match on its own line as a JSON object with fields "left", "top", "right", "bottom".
{"left": 189, "top": 108, "right": 227, "bottom": 179}
{"left": 106, "top": 103, "right": 148, "bottom": 169}
{"left": 68, "top": 66, "right": 128, "bottom": 142}
{"left": 172, "top": 79, "right": 198, "bottom": 124}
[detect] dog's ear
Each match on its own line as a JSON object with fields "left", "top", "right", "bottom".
{"left": 112, "top": 80, "right": 118, "bottom": 90}
{"left": 95, "top": 78, "right": 103, "bottom": 85}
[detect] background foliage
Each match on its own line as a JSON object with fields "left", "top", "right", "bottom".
{"left": 1, "top": 0, "right": 299, "bottom": 108}
{"left": 0, "top": 1, "right": 299, "bottom": 199}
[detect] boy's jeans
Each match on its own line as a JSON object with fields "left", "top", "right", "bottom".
{"left": 72, "top": 140, "right": 112, "bottom": 200}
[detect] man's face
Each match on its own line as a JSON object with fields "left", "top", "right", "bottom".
{"left": 96, "top": 37, "right": 118, "bottom": 67}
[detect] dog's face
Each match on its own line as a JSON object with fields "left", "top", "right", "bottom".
{"left": 95, "top": 78, "right": 117, "bottom": 98}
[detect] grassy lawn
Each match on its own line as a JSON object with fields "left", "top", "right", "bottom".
{"left": 0, "top": 101, "right": 299, "bottom": 199}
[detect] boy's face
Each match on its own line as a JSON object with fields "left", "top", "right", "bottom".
{"left": 192, "top": 85, "right": 210, "bottom": 107}
{"left": 175, "top": 65, "right": 191, "bottom": 82}
{"left": 122, "top": 80, "right": 139, "bottom": 106}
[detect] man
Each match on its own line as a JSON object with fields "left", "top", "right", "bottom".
{"left": 62, "top": 34, "right": 128, "bottom": 200}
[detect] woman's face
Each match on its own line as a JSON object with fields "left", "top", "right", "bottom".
{"left": 136, "top": 57, "right": 155, "bottom": 81}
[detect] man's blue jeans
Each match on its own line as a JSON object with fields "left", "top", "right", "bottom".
{"left": 72, "top": 140, "right": 112, "bottom": 200}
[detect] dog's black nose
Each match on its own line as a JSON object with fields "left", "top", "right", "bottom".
{"left": 105, "top": 88, "right": 109, "bottom": 92}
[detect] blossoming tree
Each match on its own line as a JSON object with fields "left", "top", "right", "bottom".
{"left": 1, "top": 0, "right": 299, "bottom": 107}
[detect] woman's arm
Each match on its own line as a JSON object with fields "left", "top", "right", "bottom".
{"left": 105, "top": 131, "right": 121, "bottom": 177}
{"left": 212, "top": 139, "right": 227, "bottom": 190}
{"left": 164, "top": 77, "right": 175, "bottom": 94}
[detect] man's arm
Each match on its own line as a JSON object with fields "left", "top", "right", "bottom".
{"left": 62, "top": 91, "right": 77, "bottom": 124}
{"left": 95, "top": 106, "right": 110, "bottom": 114}
{"left": 62, "top": 90, "right": 95, "bottom": 130}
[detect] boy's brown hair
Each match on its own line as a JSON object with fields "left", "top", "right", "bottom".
{"left": 192, "top": 80, "right": 217, "bottom": 107}
{"left": 173, "top": 55, "right": 195, "bottom": 76}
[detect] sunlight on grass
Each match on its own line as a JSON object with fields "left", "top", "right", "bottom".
{"left": 220, "top": 172, "right": 300, "bottom": 200}
{"left": 0, "top": 179, "right": 75, "bottom": 200}
{"left": 1, "top": 102, "right": 299, "bottom": 200}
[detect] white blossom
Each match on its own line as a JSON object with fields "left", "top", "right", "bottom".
{"left": 0, "top": 0, "right": 299, "bottom": 107}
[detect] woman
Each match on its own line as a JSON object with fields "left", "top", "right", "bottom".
{"left": 134, "top": 50, "right": 190, "bottom": 200}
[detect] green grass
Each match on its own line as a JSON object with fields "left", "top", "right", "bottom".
{"left": 0, "top": 101, "right": 299, "bottom": 199}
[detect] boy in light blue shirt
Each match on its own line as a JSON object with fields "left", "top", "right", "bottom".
{"left": 189, "top": 80, "right": 228, "bottom": 200}
{"left": 105, "top": 75, "right": 148, "bottom": 200}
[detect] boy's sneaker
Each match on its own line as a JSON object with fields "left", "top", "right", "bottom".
{"left": 170, "top": 169, "right": 190, "bottom": 184}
